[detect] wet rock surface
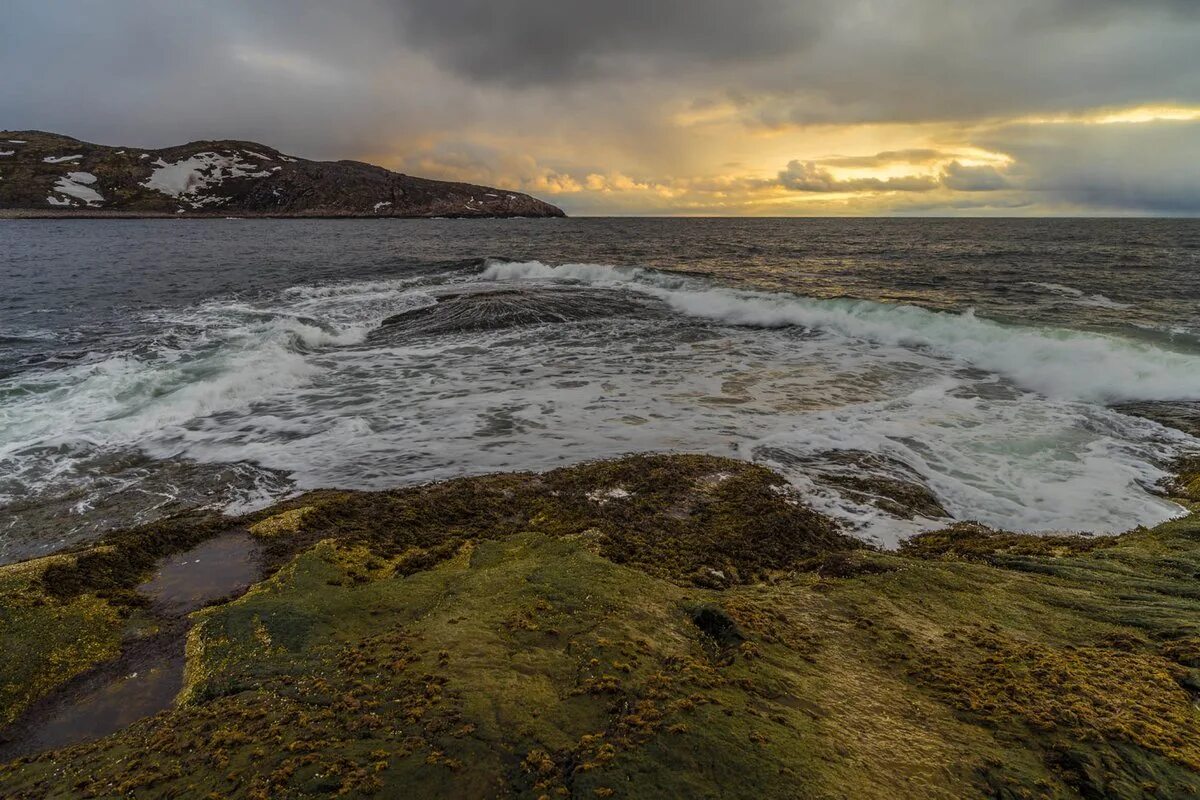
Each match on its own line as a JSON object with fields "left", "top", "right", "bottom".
{"left": 0, "top": 531, "right": 262, "bottom": 760}
{"left": 0, "top": 456, "right": 288, "bottom": 567}
{"left": 376, "top": 286, "right": 660, "bottom": 336}
{"left": 1114, "top": 401, "right": 1200, "bottom": 439}
{"left": 759, "top": 446, "right": 950, "bottom": 520}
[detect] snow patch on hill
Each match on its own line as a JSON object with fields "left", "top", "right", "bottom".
{"left": 142, "top": 152, "right": 274, "bottom": 207}
{"left": 50, "top": 172, "right": 104, "bottom": 207}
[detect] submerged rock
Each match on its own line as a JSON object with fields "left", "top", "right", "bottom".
{"left": 1114, "top": 400, "right": 1200, "bottom": 439}
{"left": 758, "top": 446, "right": 950, "bottom": 520}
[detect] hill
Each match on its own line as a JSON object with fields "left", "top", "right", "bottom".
{"left": 0, "top": 131, "right": 565, "bottom": 218}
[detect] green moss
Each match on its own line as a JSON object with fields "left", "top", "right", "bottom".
{"left": 3, "top": 454, "right": 1200, "bottom": 798}
{"left": 1168, "top": 456, "right": 1200, "bottom": 503}
{"left": 0, "top": 555, "right": 123, "bottom": 726}
{"left": 38, "top": 510, "right": 233, "bottom": 605}
{"left": 919, "top": 633, "right": 1200, "bottom": 770}
{"left": 247, "top": 506, "right": 314, "bottom": 539}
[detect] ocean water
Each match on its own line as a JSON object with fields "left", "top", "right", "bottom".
{"left": 2, "top": 217, "right": 1199, "bottom": 561}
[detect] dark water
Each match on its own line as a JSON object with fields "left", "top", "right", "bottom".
{"left": 2, "top": 218, "right": 1199, "bottom": 557}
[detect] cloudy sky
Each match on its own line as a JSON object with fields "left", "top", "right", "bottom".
{"left": 4, "top": 0, "right": 1199, "bottom": 215}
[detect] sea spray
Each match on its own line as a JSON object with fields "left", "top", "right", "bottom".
{"left": 3, "top": 254, "right": 1199, "bottom": 553}
{"left": 481, "top": 260, "right": 1200, "bottom": 403}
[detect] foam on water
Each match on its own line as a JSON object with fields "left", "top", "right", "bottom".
{"left": 752, "top": 380, "right": 1190, "bottom": 545}
{"left": 2, "top": 259, "right": 1198, "bottom": 552}
{"left": 482, "top": 261, "right": 1200, "bottom": 403}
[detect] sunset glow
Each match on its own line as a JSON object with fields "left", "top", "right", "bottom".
{"left": 4, "top": 1, "right": 1198, "bottom": 215}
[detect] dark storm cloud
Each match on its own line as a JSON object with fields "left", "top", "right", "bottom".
{"left": 976, "top": 120, "right": 1200, "bottom": 214}
{"left": 1019, "top": 0, "right": 1199, "bottom": 28}
{"left": 389, "top": 0, "right": 814, "bottom": 86}
{"left": 384, "top": 0, "right": 1200, "bottom": 119}
{"left": 737, "top": 0, "right": 1200, "bottom": 126}
{"left": 0, "top": 1, "right": 399, "bottom": 155}
{"left": 1, "top": 0, "right": 1198, "bottom": 214}
{"left": 4, "top": 0, "right": 1198, "bottom": 136}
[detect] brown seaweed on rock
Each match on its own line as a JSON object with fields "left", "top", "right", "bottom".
{"left": 4, "top": 453, "right": 1200, "bottom": 799}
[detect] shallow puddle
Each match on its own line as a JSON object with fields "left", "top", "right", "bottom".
{"left": 2, "top": 530, "right": 263, "bottom": 757}
{"left": 16, "top": 652, "right": 184, "bottom": 754}
{"left": 138, "top": 530, "right": 261, "bottom": 615}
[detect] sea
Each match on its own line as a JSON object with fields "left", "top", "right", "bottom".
{"left": 2, "top": 217, "right": 1199, "bottom": 562}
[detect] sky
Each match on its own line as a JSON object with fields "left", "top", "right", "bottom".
{"left": 3, "top": 0, "right": 1199, "bottom": 216}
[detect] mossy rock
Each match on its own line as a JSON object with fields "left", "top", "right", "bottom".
{"left": 0, "top": 555, "right": 123, "bottom": 726}
{"left": 3, "top": 454, "right": 1200, "bottom": 798}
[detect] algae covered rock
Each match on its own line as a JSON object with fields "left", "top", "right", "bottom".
{"left": 0, "top": 554, "right": 124, "bottom": 727}
{"left": 3, "top": 453, "right": 1200, "bottom": 798}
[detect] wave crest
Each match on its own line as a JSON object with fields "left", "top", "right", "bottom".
{"left": 482, "top": 260, "right": 1200, "bottom": 403}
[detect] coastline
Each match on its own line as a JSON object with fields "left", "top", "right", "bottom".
{"left": 2, "top": 452, "right": 1198, "bottom": 797}
{"left": 0, "top": 209, "right": 567, "bottom": 220}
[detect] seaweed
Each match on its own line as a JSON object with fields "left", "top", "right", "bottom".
{"left": 3, "top": 454, "right": 1200, "bottom": 798}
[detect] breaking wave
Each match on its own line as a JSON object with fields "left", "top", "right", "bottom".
{"left": 482, "top": 260, "right": 1200, "bottom": 403}
{"left": 2, "top": 258, "right": 1198, "bottom": 556}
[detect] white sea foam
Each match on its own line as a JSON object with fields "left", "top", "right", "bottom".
{"left": 1023, "top": 280, "right": 1132, "bottom": 310}
{"left": 3, "top": 264, "right": 1197, "bottom": 548}
{"left": 752, "top": 379, "right": 1189, "bottom": 546}
{"left": 481, "top": 261, "right": 1200, "bottom": 403}
{"left": 1024, "top": 281, "right": 1085, "bottom": 297}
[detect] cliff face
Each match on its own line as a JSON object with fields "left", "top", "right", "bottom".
{"left": 0, "top": 130, "right": 566, "bottom": 218}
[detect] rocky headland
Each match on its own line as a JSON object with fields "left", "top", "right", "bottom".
{"left": 0, "top": 131, "right": 565, "bottom": 218}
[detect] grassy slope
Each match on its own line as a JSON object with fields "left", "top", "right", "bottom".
{"left": 2, "top": 455, "right": 1200, "bottom": 798}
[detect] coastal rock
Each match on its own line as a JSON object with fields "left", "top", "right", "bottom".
{"left": 757, "top": 446, "right": 950, "bottom": 520}
{"left": 376, "top": 287, "right": 656, "bottom": 336}
{"left": 0, "top": 130, "right": 565, "bottom": 218}
{"left": 4, "top": 454, "right": 1200, "bottom": 798}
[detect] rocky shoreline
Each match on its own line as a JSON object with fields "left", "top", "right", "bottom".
{"left": 1, "top": 452, "right": 1199, "bottom": 797}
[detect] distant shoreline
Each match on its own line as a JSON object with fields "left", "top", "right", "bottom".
{"left": 0, "top": 209, "right": 564, "bottom": 220}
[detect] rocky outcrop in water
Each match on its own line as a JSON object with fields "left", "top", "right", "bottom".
{"left": 376, "top": 287, "right": 657, "bottom": 337}
{"left": 0, "top": 130, "right": 566, "bottom": 218}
